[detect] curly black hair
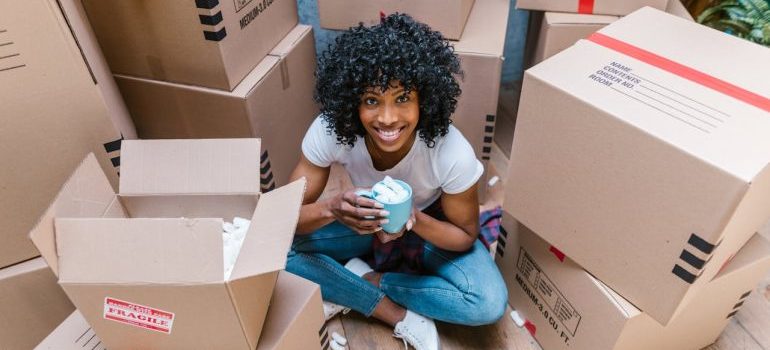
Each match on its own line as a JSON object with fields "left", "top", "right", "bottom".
{"left": 314, "top": 13, "right": 463, "bottom": 148}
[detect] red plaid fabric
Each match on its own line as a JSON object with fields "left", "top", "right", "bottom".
{"left": 367, "top": 203, "right": 502, "bottom": 274}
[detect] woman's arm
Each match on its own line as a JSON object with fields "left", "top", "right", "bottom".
{"left": 411, "top": 182, "right": 480, "bottom": 252}
{"left": 290, "top": 154, "right": 388, "bottom": 235}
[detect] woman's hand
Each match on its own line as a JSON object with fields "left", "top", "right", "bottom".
{"left": 330, "top": 189, "right": 390, "bottom": 234}
{"left": 375, "top": 206, "right": 417, "bottom": 244}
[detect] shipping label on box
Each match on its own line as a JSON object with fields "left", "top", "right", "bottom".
{"left": 103, "top": 297, "right": 175, "bottom": 334}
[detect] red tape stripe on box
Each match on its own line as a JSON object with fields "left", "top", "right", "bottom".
{"left": 549, "top": 246, "right": 566, "bottom": 262}
{"left": 524, "top": 320, "right": 537, "bottom": 336}
{"left": 588, "top": 32, "right": 770, "bottom": 113}
{"left": 578, "top": 0, "right": 594, "bottom": 14}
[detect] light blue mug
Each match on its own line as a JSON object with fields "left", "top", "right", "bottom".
{"left": 356, "top": 179, "right": 413, "bottom": 234}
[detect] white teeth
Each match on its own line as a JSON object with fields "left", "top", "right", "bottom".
{"left": 377, "top": 128, "right": 401, "bottom": 141}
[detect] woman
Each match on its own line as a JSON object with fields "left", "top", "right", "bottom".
{"left": 287, "top": 14, "right": 507, "bottom": 350}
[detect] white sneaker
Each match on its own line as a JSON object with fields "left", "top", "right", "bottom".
{"left": 344, "top": 257, "right": 374, "bottom": 277}
{"left": 323, "top": 301, "right": 350, "bottom": 321}
{"left": 393, "top": 310, "right": 440, "bottom": 350}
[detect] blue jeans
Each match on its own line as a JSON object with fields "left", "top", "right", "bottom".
{"left": 285, "top": 221, "right": 508, "bottom": 326}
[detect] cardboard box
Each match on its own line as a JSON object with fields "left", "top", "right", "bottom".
{"left": 516, "top": 0, "right": 667, "bottom": 16}
{"left": 257, "top": 272, "right": 328, "bottom": 350}
{"left": 28, "top": 139, "right": 306, "bottom": 350}
{"left": 317, "top": 0, "right": 474, "bottom": 40}
{"left": 452, "top": 0, "right": 509, "bottom": 196}
{"left": 0, "top": 258, "right": 75, "bottom": 350}
{"left": 81, "top": 0, "right": 298, "bottom": 90}
{"left": 115, "top": 25, "right": 318, "bottom": 190}
{"left": 35, "top": 311, "right": 106, "bottom": 350}
{"left": 665, "top": 0, "right": 693, "bottom": 20}
{"left": 56, "top": 0, "right": 137, "bottom": 139}
{"left": 528, "top": 3, "right": 693, "bottom": 65}
{"left": 496, "top": 216, "right": 770, "bottom": 350}
{"left": 0, "top": 0, "right": 130, "bottom": 269}
{"left": 506, "top": 7, "right": 770, "bottom": 324}
{"left": 35, "top": 272, "right": 327, "bottom": 350}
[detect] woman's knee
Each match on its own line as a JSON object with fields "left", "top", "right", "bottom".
{"left": 448, "top": 272, "right": 508, "bottom": 326}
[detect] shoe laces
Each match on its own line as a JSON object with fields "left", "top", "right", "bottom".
{"left": 392, "top": 331, "right": 409, "bottom": 350}
{"left": 393, "top": 318, "right": 428, "bottom": 350}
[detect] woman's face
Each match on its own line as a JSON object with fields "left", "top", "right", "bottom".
{"left": 358, "top": 83, "right": 419, "bottom": 154}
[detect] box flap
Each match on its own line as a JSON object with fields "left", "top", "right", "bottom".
{"left": 119, "top": 139, "right": 261, "bottom": 195}
{"left": 715, "top": 233, "right": 770, "bottom": 279}
{"left": 530, "top": 7, "right": 770, "bottom": 182}
{"left": 55, "top": 218, "right": 223, "bottom": 283}
{"left": 230, "top": 178, "right": 306, "bottom": 280}
{"left": 453, "top": 0, "right": 508, "bottom": 56}
{"left": 227, "top": 272, "right": 279, "bottom": 349}
{"left": 257, "top": 271, "right": 324, "bottom": 350}
{"left": 28, "top": 154, "right": 118, "bottom": 277}
{"left": 545, "top": 12, "right": 617, "bottom": 25}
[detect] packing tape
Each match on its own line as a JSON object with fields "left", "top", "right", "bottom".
{"left": 578, "top": 0, "right": 594, "bottom": 14}
{"left": 588, "top": 33, "right": 770, "bottom": 113}
{"left": 549, "top": 245, "right": 566, "bottom": 262}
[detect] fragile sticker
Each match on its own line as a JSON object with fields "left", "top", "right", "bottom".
{"left": 103, "top": 297, "right": 175, "bottom": 334}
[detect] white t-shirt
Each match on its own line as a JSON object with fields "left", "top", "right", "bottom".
{"left": 302, "top": 116, "right": 484, "bottom": 210}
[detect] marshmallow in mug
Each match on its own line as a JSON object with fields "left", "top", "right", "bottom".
{"left": 372, "top": 176, "right": 410, "bottom": 203}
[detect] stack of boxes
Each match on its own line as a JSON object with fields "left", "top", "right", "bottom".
{"left": 0, "top": 0, "right": 137, "bottom": 348}
{"left": 29, "top": 139, "right": 328, "bottom": 349}
{"left": 496, "top": 6, "right": 770, "bottom": 350}
{"left": 80, "top": 0, "right": 319, "bottom": 190}
{"left": 317, "top": 0, "right": 510, "bottom": 197}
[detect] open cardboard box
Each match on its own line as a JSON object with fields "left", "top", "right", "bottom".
{"left": 29, "top": 139, "right": 306, "bottom": 349}
{"left": 506, "top": 7, "right": 770, "bottom": 324}
{"left": 496, "top": 212, "right": 770, "bottom": 350}
{"left": 35, "top": 272, "right": 327, "bottom": 350}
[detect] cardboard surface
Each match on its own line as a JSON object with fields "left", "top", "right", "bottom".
{"left": 451, "top": 0, "right": 509, "bottom": 198}
{"left": 116, "top": 25, "right": 317, "bottom": 189}
{"left": 0, "top": 258, "right": 75, "bottom": 350}
{"left": 35, "top": 311, "right": 105, "bottom": 350}
{"left": 56, "top": 0, "right": 136, "bottom": 139}
{"left": 257, "top": 272, "right": 328, "bottom": 350}
{"left": 530, "top": 4, "right": 694, "bottom": 65}
{"left": 120, "top": 139, "right": 261, "bottom": 195}
{"left": 517, "top": 0, "right": 667, "bottom": 16}
{"left": 36, "top": 272, "right": 326, "bottom": 350}
{"left": 0, "top": 0, "right": 124, "bottom": 269}
{"left": 317, "top": 0, "right": 474, "bottom": 40}
{"left": 81, "top": 0, "right": 298, "bottom": 90}
{"left": 28, "top": 140, "right": 307, "bottom": 350}
{"left": 496, "top": 216, "right": 770, "bottom": 350}
{"left": 507, "top": 8, "right": 770, "bottom": 324}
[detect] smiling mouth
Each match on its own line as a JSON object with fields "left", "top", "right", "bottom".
{"left": 375, "top": 127, "right": 405, "bottom": 143}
